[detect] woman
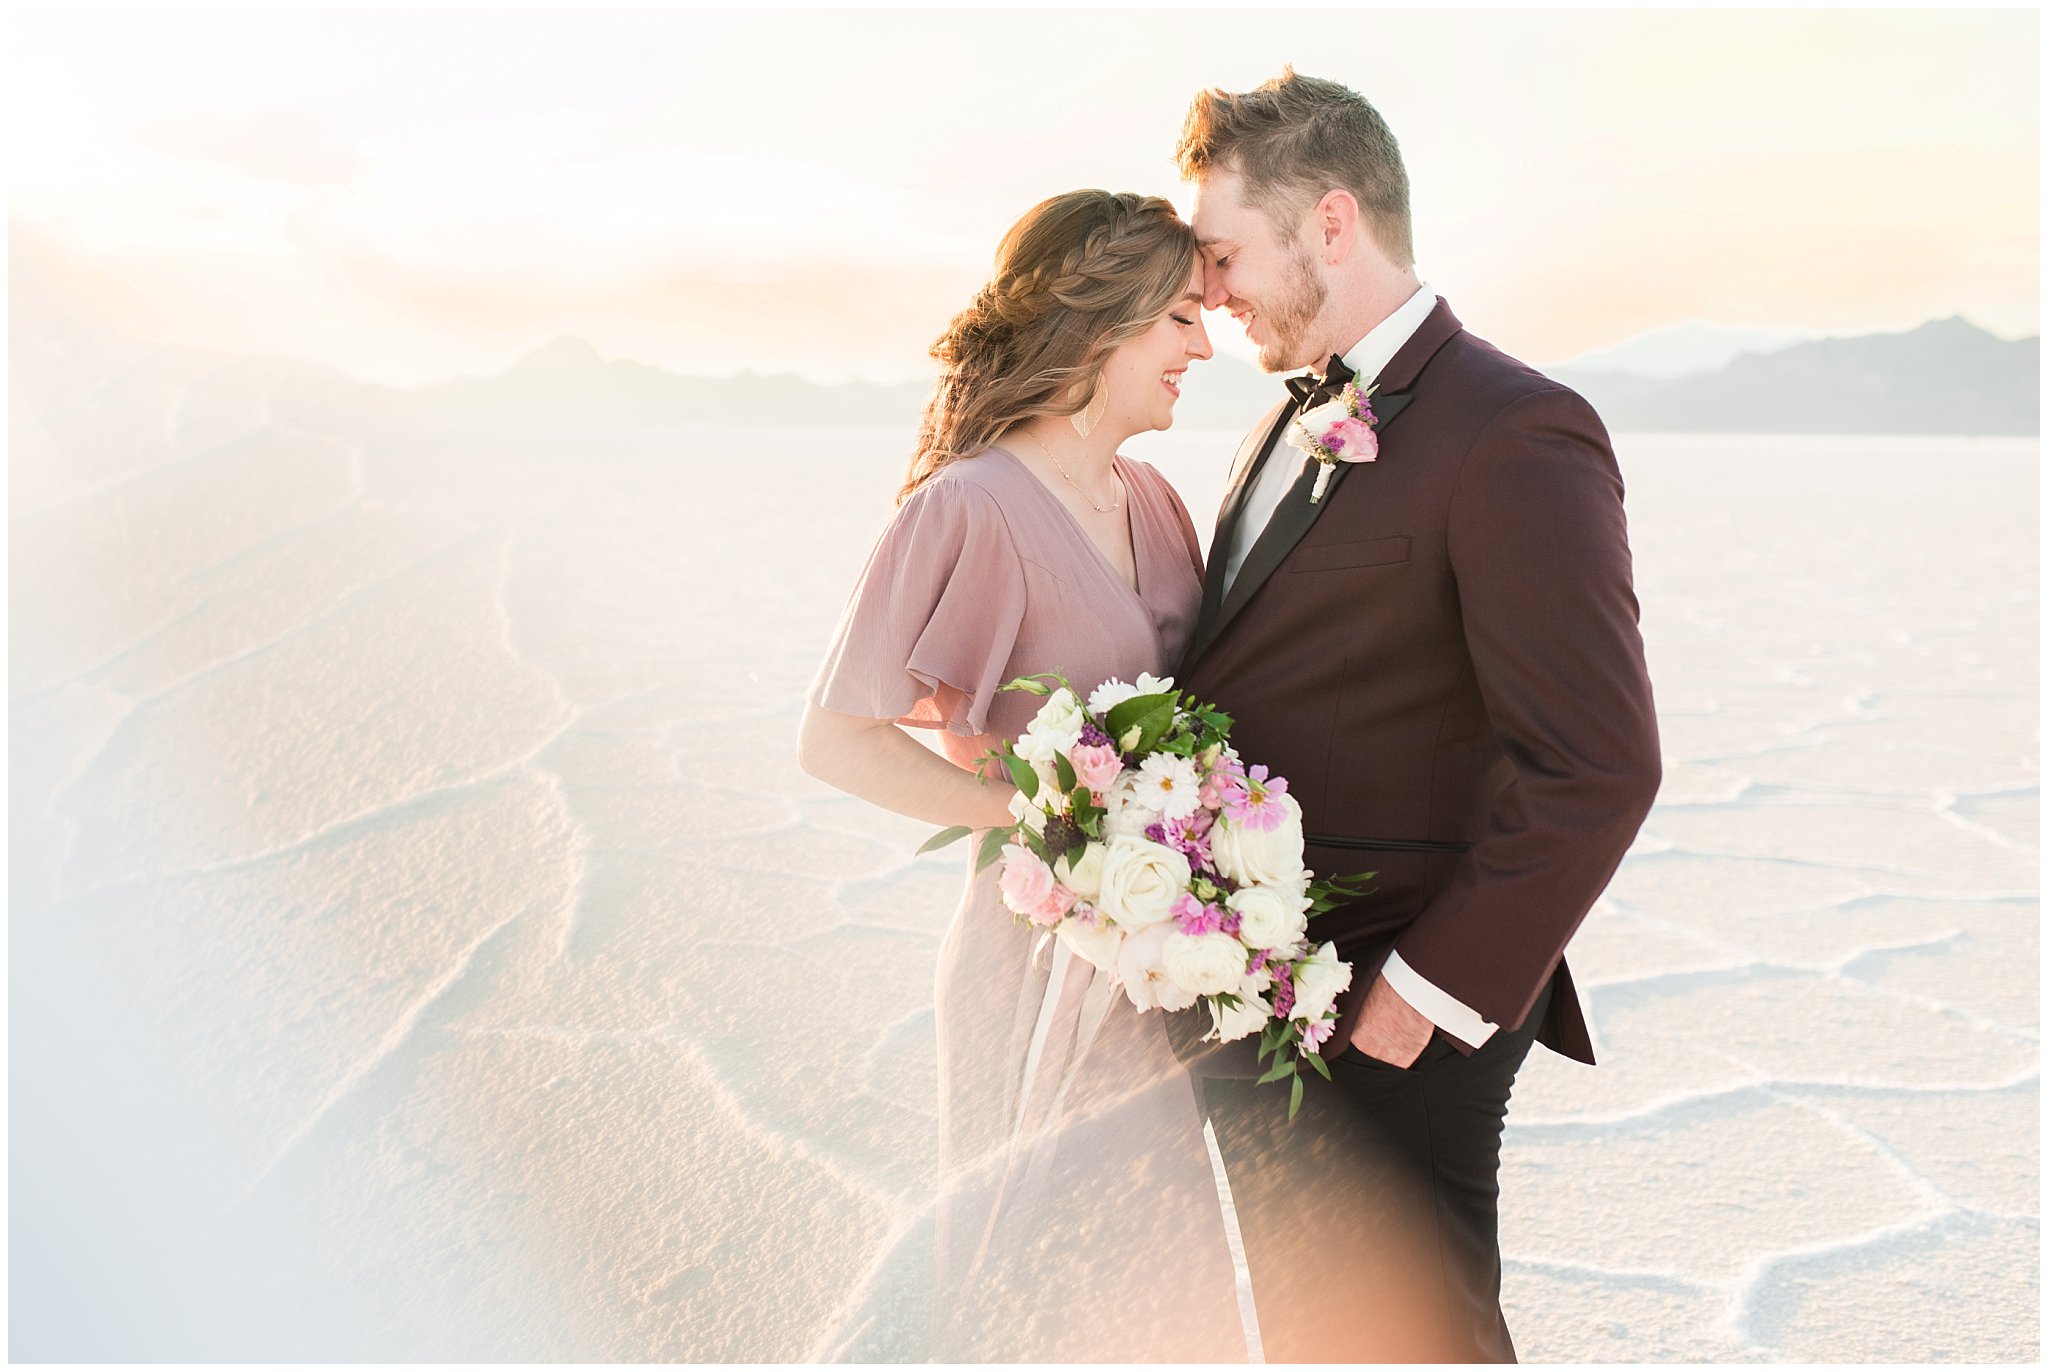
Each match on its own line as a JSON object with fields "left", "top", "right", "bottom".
{"left": 797, "top": 190, "right": 1248, "bottom": 1361}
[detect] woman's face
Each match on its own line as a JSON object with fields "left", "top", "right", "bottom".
{"left": 1096, "top": 260, "right": 1213, "bottom": 437}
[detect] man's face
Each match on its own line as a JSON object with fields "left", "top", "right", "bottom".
{"left": 1190, "top": 166, "right": 1329, "bottom": 373}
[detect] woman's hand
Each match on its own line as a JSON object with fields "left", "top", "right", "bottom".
{"left": 797, "top": 700, "right": 1017, "bottom": 832}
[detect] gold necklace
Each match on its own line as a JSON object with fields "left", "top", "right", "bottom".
{"left": 1026, "top": 430, "right": 1122, "bottom": 514}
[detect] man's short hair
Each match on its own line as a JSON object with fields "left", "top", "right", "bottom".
{"left": 1176, "top": 67, "right": 1414, "bottom": 268}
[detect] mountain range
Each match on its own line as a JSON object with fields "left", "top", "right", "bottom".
{"left": 363, "top": 316, "right": 2037, "bottom": 437}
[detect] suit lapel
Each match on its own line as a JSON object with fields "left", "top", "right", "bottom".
{"left": 1206, "top": 390, "right": 1415, "bottom": 646}
{"left": 1188, "top": 297, "right": 1466, "bottom": 666}
{"left": 1194, "top": 398, "right": 1296, "bottom": 647}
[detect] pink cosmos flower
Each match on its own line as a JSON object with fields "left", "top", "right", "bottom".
{"left": 1068, "top": 742, "right": 1124, "bottom": 795}
{"left": 1199, "top": 754, "right": 1247, "bottom": 808}
{"left": 1171, "top": 893, "right": 1224, "bottom": 936}
{"left": 1222, "top": 764, "right": 1291, "bottom": 832}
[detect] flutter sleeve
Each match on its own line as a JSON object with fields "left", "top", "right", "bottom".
{"left": 808, "top": 475, "right": 1029, "bottom": 738}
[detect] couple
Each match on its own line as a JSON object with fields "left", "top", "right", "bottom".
{"left": 799, "top": 70, "right": 1660, "bottom": 1363}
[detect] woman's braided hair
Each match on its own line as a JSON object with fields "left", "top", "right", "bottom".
{"left": 899, "top": 190, "right": 1197, "bottom": 504}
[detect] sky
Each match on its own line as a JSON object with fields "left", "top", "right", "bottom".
{"left": 8, "top": 7, "right": 2039, "bottom": 387}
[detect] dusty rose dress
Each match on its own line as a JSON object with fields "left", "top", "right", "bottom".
{"left": 811, "top": 448, "right": 1249, "bottom": 1362}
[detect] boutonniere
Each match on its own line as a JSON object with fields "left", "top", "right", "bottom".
{"left": 1284, "top": 380, "right": 1379, "bottom": 504}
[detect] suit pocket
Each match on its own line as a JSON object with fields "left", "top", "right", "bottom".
{"left": 1289, "top": 535, "right": 1411, "bottom": 572}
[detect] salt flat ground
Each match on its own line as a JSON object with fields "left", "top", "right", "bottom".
{"left": 10, "top": 343, "right": 2038, "bottom": 1361}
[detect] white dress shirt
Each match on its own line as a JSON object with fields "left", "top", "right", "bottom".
{"left": 1219, "top": 281, "right": 1440, "bottom": 597}
{"left": 1219, "top": 282, "right": 1505, "bottom": 1051}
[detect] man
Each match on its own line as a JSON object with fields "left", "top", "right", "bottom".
{"left": 1169, "top": 70, "right": 1662, "bottom": 1361}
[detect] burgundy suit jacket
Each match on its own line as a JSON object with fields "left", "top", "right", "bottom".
{"left": 1176, "top": 299, "right": 1661, "bottom": 1073}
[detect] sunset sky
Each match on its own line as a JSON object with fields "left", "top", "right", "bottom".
{"left": 10, "top": 7, "right": 2038, "bottom": 387}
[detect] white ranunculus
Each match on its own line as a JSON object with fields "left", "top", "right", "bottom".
{"left": 1205, "top": 982, "right": 1273, "bottom": 1043}
{"left": 1291, "top": 941, "right": 1353, "bottom": 1024}
{"left": 1163, "top": 930, "right": 1248, "bottom": 997}
{"left": 1054, "top": 842, "right": 1107, "bottom": 903}
{"left": 1055, "top": 912, "right": 1123, "bottom": 974}
{"left": 1094, "top": 835, "right": 1190, "bottom": 930}
{"left": 1210, "top": 792, "right": 1307, "bottom": 890}
{"left": 1228, "top": 884, "right": 1309, "bottom": 952}
{"left": 1102, "top": 773, "right": 1161, "bottom": 840}
{"left": 1115, "top": 922, "right": 1200, "bottom": 1013}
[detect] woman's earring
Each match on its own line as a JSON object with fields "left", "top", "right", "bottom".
{"left": 1071, "top": 381, "right": 1108, "bottom": 438}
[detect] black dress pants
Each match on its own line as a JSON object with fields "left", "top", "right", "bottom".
{"left": 1201, "top": 974, "right": 1555, "bottom": 1363}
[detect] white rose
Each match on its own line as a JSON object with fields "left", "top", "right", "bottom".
{"left": 1055, "top": 912, "right": 1123, "bottom": 974}
{"left": 1007, "top": 788, "right": 1048, "bottom": 835}
{"left": 1114, "top": 922, "right": 1199, "bottom": 1013}
{"left": 1205, "top": 982, "right": 1273, "bottom": 1043}
{"left": 1026, "top": 686, "right": 1086, "bottom": 755}
{"left": 1094, "top": 836, "right": 1190, "bottom": 930}
{"left": 1102, "top": 773, "right": 1161, "bottom": 840}
{"left": 1296, "top": 397, "right": 1351, "bottom": 434}
{"left": 1291, "top": 941, "right": 1353, "bottom": 1024}
{"left": 1228, "top": 884, "right": 1309, "bottom": 952}
{"left": 1162, "top": 930, "right": 1248, "bottom": 997}
{"left": 1210, "top": 792, "right": 1307, "bottom": 890}
{"left": 1054, "top": 842, "right": 1107, "bottom": 903}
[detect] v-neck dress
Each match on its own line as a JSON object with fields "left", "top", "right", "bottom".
{"left": 810, "top": 447, "right": 1248, "bottom": 1362}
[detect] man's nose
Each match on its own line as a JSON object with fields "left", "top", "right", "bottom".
{"left": 1203, "top": 273, "right": 1231, "bottom": 311}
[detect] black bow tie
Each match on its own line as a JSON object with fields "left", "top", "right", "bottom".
{"left": 1282, "top": 352, "right": 1357, "bottom": 409}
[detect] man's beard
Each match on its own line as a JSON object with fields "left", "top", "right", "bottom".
{"left": 1254, "top": 242, "right": 1330, "bottom": 373}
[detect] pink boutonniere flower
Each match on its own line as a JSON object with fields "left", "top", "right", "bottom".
{"left": 1284, "top": 381, "right": 1381, "bottom": 504}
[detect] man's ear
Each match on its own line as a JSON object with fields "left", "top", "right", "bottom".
{"left": 1317, "top": 188, "right": 1361, "bottom": 265}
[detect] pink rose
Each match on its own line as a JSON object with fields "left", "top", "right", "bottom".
{"left": 1322, "top": 417, "right": 1378, "bottom": 462}
{"left": 1068, "top": 742, "right": 1124, "bottom": 795}
{"left": 998, "top": 845, "right": 1055, "bottom": 915}
{"left": 1026, "top": 883, "right": 1077, "bottom": 927}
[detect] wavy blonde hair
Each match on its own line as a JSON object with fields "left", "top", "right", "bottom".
{"left": 899, "top": 190, "right": 1197, "bottom": 505}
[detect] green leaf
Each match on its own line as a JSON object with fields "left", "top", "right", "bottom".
{"left": 1289, "top": 1073, "right": 1305, "bottom": 1120}
{"left": 975, "top": 825, "right": 1010, "bottom": 873}
{"left": 1053, "top": 752, "right": 1077, "bottom": 793}
{"left": 1305, "top": 1050, "right": 1332, "bottom": 1081}
{"left": 1003, "top": 753, "right": 1039, "bottom": 801}
{"left": 1256, "top": 1058, "right": 1296, "bottom": 1085}
{"left": 917, "top": 825, "right": 973, "bottom": 856}
{"left": 1103, "top": 692, "right": 1177, "bottom": 750}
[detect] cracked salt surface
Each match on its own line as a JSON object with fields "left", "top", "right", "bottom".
{"left": 9, "top": 344, "right": 2036, "bottom": 1362}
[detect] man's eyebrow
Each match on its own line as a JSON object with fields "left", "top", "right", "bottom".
{"left": 1196, "top": 237, "right": 1229, "bottom": 248}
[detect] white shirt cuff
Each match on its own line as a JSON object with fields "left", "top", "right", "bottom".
{"left": 1382, "top": 949, "right": 1499, "bottom": 1048}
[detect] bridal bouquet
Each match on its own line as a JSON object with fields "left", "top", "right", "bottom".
{"left": 921, "top": 672, "right": 1371, "bottom": 1117}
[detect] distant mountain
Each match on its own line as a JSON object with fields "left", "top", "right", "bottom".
{"left": 357, "top": 336, "right": 934, "bottom": 429}
{"left": 1553, "top": 317, "right": 2038, "bottom": 436}
{"left": 1556, "top": 322, "right": 1819, "bottom": 379}
{"left": 75, "top": 318, "right": 2027, "bottom": 441}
